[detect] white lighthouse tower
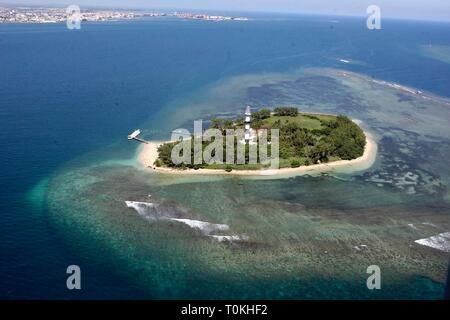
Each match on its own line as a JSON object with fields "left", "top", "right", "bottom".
{"left": 244, "top": 105, "right": 252, "bottom": 144}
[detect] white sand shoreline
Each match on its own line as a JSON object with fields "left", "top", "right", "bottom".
{"left": 137, "top": 131, "right": 377, "bottom": 177}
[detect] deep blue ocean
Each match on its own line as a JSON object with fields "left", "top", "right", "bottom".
{"left": 1, "top": 14, "right": 450, "bottom": 299}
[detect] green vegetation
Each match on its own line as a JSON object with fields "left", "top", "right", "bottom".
{"left": 156, "top": 136, "right": 268, "bottom": 171}
{"left": 154, "top": 159, "right": 162, "bottom": 167}
{"left": 290, "top": 159, "right": 301, "bottom": 168}
{"left": 262, "top": 113, "right": 336, "bottom": 130}
{"left": 274, "top": 107, "right": 299, "bottom": 117}
{"left": 155, "top": 107, "right": 366, "bottom": 171}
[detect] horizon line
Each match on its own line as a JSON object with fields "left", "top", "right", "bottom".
{"left": 1, "top": 1, "right": 450, "bottom": 24}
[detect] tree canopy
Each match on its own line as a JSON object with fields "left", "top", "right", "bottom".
{"left": 155, "top": 109, "right": 366, "bottom": 170}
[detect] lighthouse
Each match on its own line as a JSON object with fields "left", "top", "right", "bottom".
{"left": 244, "top": 105, "right": 252, "bottom": 144}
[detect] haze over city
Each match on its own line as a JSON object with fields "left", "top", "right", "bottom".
{"left": 1, "top": 0, "right": 450, "bottom": 22}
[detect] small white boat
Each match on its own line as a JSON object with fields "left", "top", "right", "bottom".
{"left": 128, "top": 129, "right": 141, "bottom": 140}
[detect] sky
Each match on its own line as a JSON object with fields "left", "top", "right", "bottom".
{"left": 3, "top": 0, "right": 450, "bottom": 22}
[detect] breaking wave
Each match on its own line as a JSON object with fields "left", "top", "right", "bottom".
{"left": 415, "top": 232, "right": 450, "bottom": 252}
{"left": 125, "top": 201, "right": 174, "bottom": 221}
{"left": 125, "top": 201, "right": 246, "bottom": 242}
{"left": 170, "top": 218, "right": 229, "bottom": 235}
{"left": 210, "top": 235, "right": 249, "bottom": 242}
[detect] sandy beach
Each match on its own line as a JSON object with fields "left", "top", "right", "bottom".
{"left": 138, "top": 132, "right": 377, "bottom": 177}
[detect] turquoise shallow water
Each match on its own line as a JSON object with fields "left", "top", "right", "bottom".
{"left": 1, "top": 15, "right": 450, "bottom": 299}
{"left": 44, "top": 68, "right": 450, "bottom": 299}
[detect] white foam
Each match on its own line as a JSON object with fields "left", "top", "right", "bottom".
{"left": 408, "top": 223, "right": 419, "bottom": 231}
{"left": 125, "top": 201, "right": 156, "bottom": 215}
{"left": 353, "top": 244, "right": 368, "bottom": 251}
{"left": 126, "top": 201, "right": 248, "bottom": 242}
{"left": 170, "top": 218, "right": 229, "bottom": 235}
{"left": 414, "top": 232, "right": 450, "bottom": 252}
{"left": 125, "top": 201, "right": 168, "bottom": 221}
{"left": 210, "top": 235, "right": 248, "bottom": 242}
{"left": 422, "top": 222, "right": 439, "bottom": 228}
{"left": 125, "top": 200, "right": 155, "bottom": 208}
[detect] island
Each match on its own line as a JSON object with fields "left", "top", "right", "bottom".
{"left": 138, "top": 107, "right": 377, "bottom": 176}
